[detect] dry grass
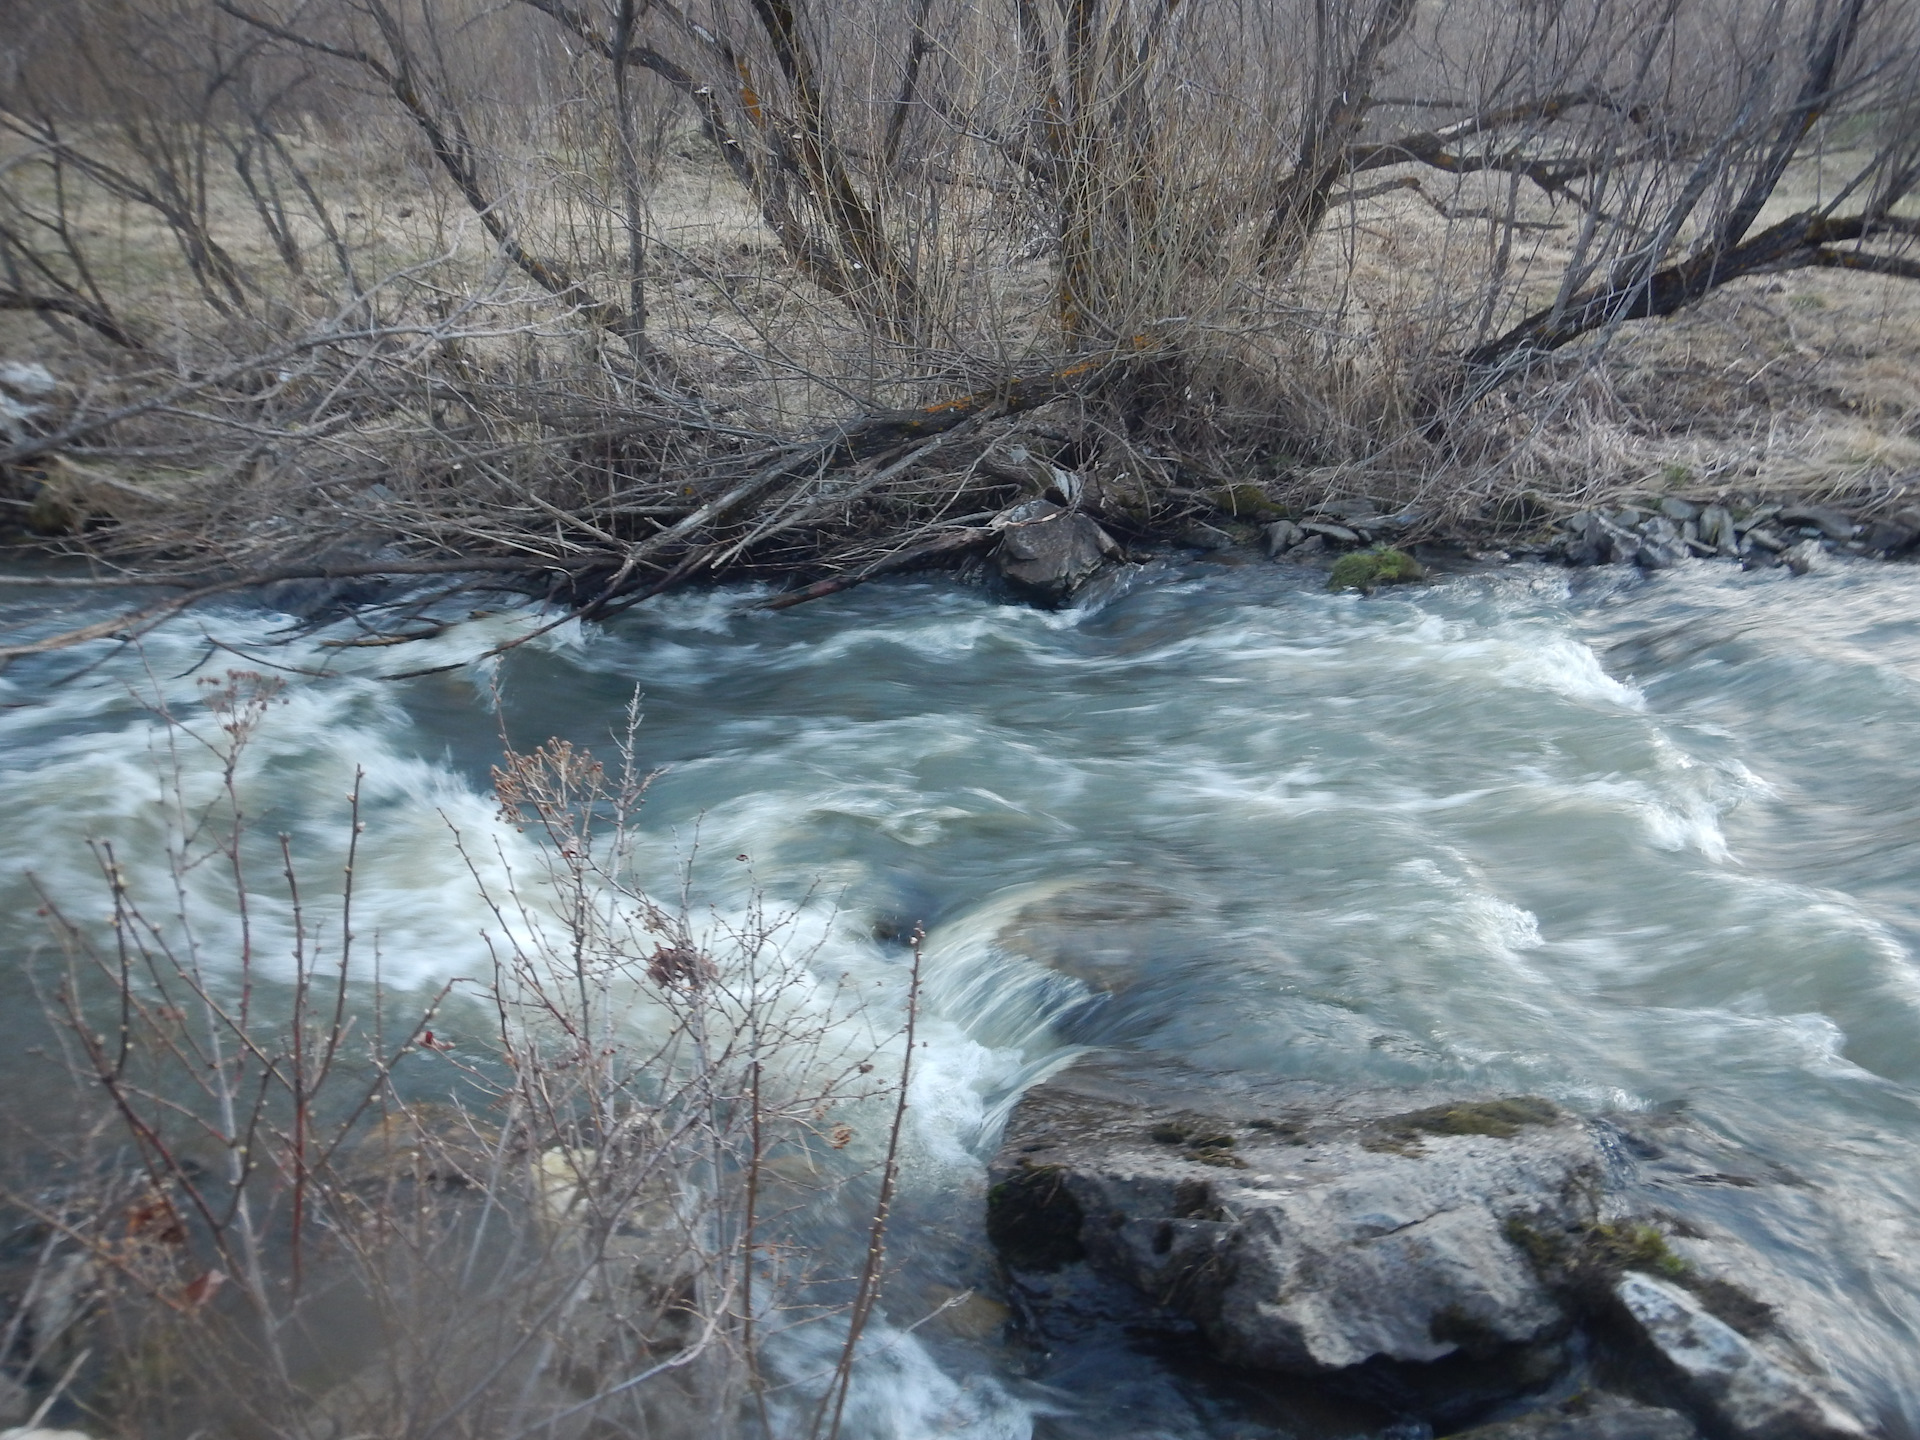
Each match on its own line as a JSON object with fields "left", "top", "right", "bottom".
{"left": 1, "top": 0, "right": 1916, "bottom": 627}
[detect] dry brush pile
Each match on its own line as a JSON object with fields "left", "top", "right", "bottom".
{"left": 0, "top": 0, "right": 1916, "bottom": 644}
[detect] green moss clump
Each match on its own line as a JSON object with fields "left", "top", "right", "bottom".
{"left": 1206, "top": 484, "right": 1290, "bottom": 521}
{"left": 986, "top": 1164, "right": 1085, "bottom": 1272}
{"left": 1381, "top": 1096, "right": 1560, "bottom": 1143}
{"left": 1327, "top": 546, "right": 1425, "bottom": 594}
{"left": 1505, "top": 1214, "right": 1690, "bottom": 1292}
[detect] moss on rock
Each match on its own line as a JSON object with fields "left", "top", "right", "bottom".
{"left": 1327, "top": 546, "right": 1425, "bottom": 594}
{"left": 1367, "top": 1097, "right": 1560, "bottom": 1152}
{"left": 1206, "top": 484, "right": 1291, "bottom": 521}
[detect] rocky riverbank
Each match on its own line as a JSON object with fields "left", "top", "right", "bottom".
{"left": 987, "top": 1058, "right": 1882, "bottom": 1440}
{"left": 982, "top": 484, "right": 1920, "bottom": 606}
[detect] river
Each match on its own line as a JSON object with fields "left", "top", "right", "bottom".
{"left": 2, "top": 553, "right": 1917, "bottom": 1437}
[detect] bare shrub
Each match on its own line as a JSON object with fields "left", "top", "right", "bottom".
{"left": 3, "top": 673, "right": 920, "bottom": 1439}
{"left": 0, "top": 0, "right": 1914, "bottom": 632}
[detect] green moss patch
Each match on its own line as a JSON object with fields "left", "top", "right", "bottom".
{"left": 1371, "top": 1096, "right": 1560, "bottom": 1149}
{"left": 1326, "top": 546, "right": 1425, "bottom": 594}
{"left": 1501, "top": 1212, "right": 1781, "bottom": 1333}
{"left": 986, "top": 1163, "right": 1086, "bottom": 1271}
{"left": 1206, "top": 484, "right": 1291, "bottom": 521}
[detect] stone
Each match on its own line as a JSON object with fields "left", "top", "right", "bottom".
{"left": 1614, "top": 1273, "right": 1866, "bottom": 1440}
{"left": 1777, "top": 504, "right": 1856, "bottom": 540}
{"left": 1327, "top": 547, "right": 1425, "bottom": 594}
{"left": 0, "top": 1431, "right": 98, "bottom": 1440}
{"left": 1314, "top": 496, "right": 1383, "bottom": 523}
{"left": 1660, "top": 498, "right": 1700, "bottom": 522}
{"left": 1635, "top": 517, "right": 1686, "bottom": 570}
{"left": 1699, "top": 505, "right": 1737, "bottom": 554}
{"left": 1858, "top": 518, "right": 1918, "bottom": 555}
{"left": 1450, "top": 1391, "right": 1699, "bottom": 1439}
{"left": 989, "top": 1065, "right": 1603, "bottom": 1388}
{"left": 1782, "top": 539, "right": 1823, "bottom": 576}
{"left": 991, "top": 500, "right": 1120, "bottom": 604}
{"left": 1287, "top": 533, "right": 1328, "bottom": 558}
{"left": 1262, "top": 519, "right": 1304, "bottom": 556}
{"left": 1744, "top": 526, "right": 1787, "bottom": 553}
{"left": 1299, "top": 520, "right": 1361, "bottom": 545}
{"left": 1174, "top": 521, "right": 1236, "bottom": 552}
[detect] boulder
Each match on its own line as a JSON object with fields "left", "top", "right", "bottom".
{"left": 990, "top": 499, "right": 1120, "bottom": 604}
{"left": 989, "top": 1066, "right": 1601, "bottom": 1390}
{"left": 1614, "top": 1273, "right": 1866, "bottom": 1440}
{"left": 1300, "top": 520, "right": 1361, "bottom": 545}
{"left": 988, "top": 1062, "right": 1879, "bottom": 1438}
{"left": 1449, "top": 1391, "right": 1699, "bottom": 1439}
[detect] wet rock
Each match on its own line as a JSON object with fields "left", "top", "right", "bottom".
{"left": 1743, "top": 526, "right": 1787, "bottom": 553}
{"left": 1300, "top": 520, "right": 1361, "bottom": 545}
{"left": 990, "top": 1061, "right": 1889, "bottom": 1438}
{"left": 1287, "top": 533, "right": 1328, "bottom": 559}
{"left": 1614, "top": 1273, "right": 1866, "bottom": 1440}
{"left": 991, "top": 499, "right": 1120, "bottom": 603}
{"left": 1450, "top": 1391, "right": 1699, "bottom": 1439}
{"left": 1328, "top": 547, "right": 1425, "bottom": 594}
{"left": 989, "top": 1066, "right": 1601, "bottom": 1394}
{"left": 1262, "top": 519, "right": 1304, "bottom": 556}
{"left": 1776, "top": 504, "right": 1857, "bottom": 541}
{"left": 1782, "top": 539, "right": 1823, "bottom": 576}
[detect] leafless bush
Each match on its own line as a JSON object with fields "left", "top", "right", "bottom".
{"left": 0, "top": 0, "right": 1915, "bottom": 632}
{"left": 3, "top": 672, "right": 921, "bottom": 1439}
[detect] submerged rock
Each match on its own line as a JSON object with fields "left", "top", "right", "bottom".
{"left": 990, "top": 499, "right": 1120, "bottom": 604}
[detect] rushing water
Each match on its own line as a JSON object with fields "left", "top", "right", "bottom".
{"left": 4, "top": 554, "right": 1920, "bottom": 1436}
